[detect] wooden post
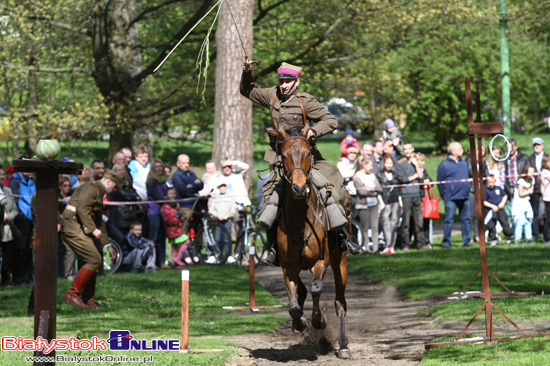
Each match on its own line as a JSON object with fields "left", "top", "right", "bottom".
{"left": 248, "top": 246, "right": 256, "bottom": 309}
{"left": 14, "top": 159, "right": 82, "bottom": 366}
{"left": 180, "top": 270, "right": 190, "bottom": 353}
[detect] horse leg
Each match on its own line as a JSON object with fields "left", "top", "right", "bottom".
{"left": 329, "top": 236, "right": 351, "bottom": 359}
{"left": 283, "top": 267, "right": 307, "bottom": 332}
{"left": 310, "top": 260, "right": 327, "bottom": 330}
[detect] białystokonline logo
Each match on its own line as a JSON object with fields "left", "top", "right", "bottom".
{"left": 1, "top": 330, "right": 180, "bottom": 353}
{"left": 107, "top": 330, "right": 180, "bottom": 351}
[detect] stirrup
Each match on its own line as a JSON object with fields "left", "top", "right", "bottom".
{"left": 261, "top": 249, "right": 279, "bottom": 267}
{"left": 338, "top": 231, "right": 363, "bottom": 255}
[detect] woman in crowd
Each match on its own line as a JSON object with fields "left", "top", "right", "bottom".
{"left": 337, "top": 146, "right": 360, "bottom": 216}
{"left": 353, "top": 158, "right": 384, "bottom": 254}
{"left": 0, "top": 167, "right": 19, "bottom": 286}
{"left": 146, "top": 158, "right": 169, "bottom": 268}
{"left": 540, "top": 156, "right": 550, "bottom": 244}
{"left": 376, "top": 154, "right": 401, "bottom": 254}
{"left": 416, "top": 153, "right": 433, "bottom": 249}
{"left": 512, "top": 165, "right": 535, "bottom": 243}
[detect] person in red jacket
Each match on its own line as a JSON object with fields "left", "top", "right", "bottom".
{"left": 340, "top": 128, "right": 360, "bottom": 160}
{"left": 160, "top": 187, "right": 191, "bottom": 268}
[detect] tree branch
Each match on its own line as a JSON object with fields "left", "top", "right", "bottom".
{"left": 0, "top": 63, "right": 92, "bottom": 74}
{"left": 127, "top": 0, "right": 185, "bottom": 30}
{"left": 0, "top": 4, "right": 91, "bottom": 36}
{"left": 132, "top": 0, "right": 214, "bottom": 84}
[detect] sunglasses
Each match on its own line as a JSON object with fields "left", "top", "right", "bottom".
{"left": 222, "top": 165, "right": 232, "bottom": 169}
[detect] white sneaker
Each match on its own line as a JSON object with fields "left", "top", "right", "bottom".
{"left": 226, "top": 256, "right": 236, "bottom": 264}
{"left": 206, "top": 256, "right": 216, "bottom": 264}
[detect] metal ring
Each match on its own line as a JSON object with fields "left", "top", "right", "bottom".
{"left": 489, "top": 134, "right": 511, "bottom": 162}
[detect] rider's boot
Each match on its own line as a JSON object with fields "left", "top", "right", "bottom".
{"left": 261, "top": 226, "right": 280, "bottom": 267}
{"left": 338, "top": 215, "right": 364, "bottom": 255}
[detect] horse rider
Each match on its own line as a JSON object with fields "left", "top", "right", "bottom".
{"left": 240, "top": 60, "right": 364, "bottom": 266}
{"left": 62, "top": 170, "right": 121, "bottom": 308}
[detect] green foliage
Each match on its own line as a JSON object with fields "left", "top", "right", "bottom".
{"left": 2, "top": 0, "right": 550, "bottom": 157}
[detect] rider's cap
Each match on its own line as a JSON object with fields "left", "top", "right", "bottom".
{"left": 277, "top": 62, "right": 301, "bottom": 80}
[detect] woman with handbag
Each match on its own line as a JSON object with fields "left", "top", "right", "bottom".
{"left": 376, "top": 154, "right": 401, "bottom": 254}
{"left": 417, "top": 154, "right": 434, "bottom": 249}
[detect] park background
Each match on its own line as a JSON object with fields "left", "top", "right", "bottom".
{"left": 1, "top": 1, "right": 550, "bottom": 365}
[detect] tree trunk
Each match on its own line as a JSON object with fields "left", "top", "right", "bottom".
{"left": 213, "top": 0, "right": 254, "bottom": 189}
{"left": 92, "top": 0, "right": 142, "bottom": 162}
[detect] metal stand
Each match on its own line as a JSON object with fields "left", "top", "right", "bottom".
{"left": 222, "top": 247, "right": 282, "bottom": 312}
{"left": 426, "top": 77, "right": 550, "bottom": 349}
{"left": 14, "top": 159, "right": 82, "bottom": 366}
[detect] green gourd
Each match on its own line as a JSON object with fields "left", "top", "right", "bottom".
{"left": 35, "top": 139, "right": 61, "bottom": 160}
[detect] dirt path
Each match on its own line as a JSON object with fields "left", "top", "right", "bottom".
{"left": 225, "top": 264, "right": 549, "bottom": 366}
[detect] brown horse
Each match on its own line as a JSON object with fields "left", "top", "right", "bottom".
{"left": 272, "top": 120, "right": 350, "bottom": 359}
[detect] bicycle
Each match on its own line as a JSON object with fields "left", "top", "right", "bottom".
{"left": 190, "top": 197, "right": 232, "bottom": 265}
{"left": 233, "top": 205, "right": 266, "bottom": 268}
{"left": 103, "top": 239, "right": 123, "bottom": 275}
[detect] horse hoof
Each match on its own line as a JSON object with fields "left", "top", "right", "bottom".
{"left": 312, "top": 315, "right": 327, "bottom": 330}
{"left": 337, "top": 348, "right": 351, "bottom": 359}
{"left": 292, "top": 318, "right": 307, "bottom": 332}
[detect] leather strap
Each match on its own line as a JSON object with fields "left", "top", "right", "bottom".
{"left": 299, "top": 96, "right": 306, "bottom": 122}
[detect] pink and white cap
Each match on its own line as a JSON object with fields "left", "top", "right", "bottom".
{"left": 277, "top": 62, "right": 302, "bottom": 79}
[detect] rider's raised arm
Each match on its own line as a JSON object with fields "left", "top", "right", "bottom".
{"left": 240, "top": 67, "right": 276, "bottom": 107}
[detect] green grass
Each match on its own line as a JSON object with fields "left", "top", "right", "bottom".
{"left": 421, "top": 336, "right": 550, "bottom": 366}
{"left": 0, "top": 266, "right": 286, "bottom": 365}
{"left": 348, "top": 235, "right": 550, "bottom": 366}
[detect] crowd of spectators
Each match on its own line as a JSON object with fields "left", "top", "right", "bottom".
{"left": 1, "top": 125, "right": 549, "bottom": 285}
{"left": 337, "top": 120, "right": 550, "bottom": 254}
{"left": 0, "top": 144, "right": 252, "bottom": 285}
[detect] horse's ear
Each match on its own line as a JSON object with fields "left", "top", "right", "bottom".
{"left": 301, "top": 123, "right": 310, "bottom": 139}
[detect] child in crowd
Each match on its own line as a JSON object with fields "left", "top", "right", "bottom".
{"left": 540, "top": 156, "right": 550, "bottom": 244}
{"left": 161, "top": 187, "right": 193, "bottom": 267}
{"left": 353, "top": 158, "right": 384, "bottom": 254}
{"left": 208, "top": 182, "right": 238, "bottom": 264}
{"left": 121, "top": 222, "right": 157, "bottom": 273}
{"left": 340, "top": 128, "right": 360, "bottom": 160}
{"left": 382, "top": 119, "right": 403, "bottom": 158}
{"left": 484, "top": 174, "right": 514, "bottom": 246}
{"left": 512, "top": 166, "right": 535, "bottom": 243}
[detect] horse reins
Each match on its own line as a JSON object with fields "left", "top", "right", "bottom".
{"left": 269, "top": 94, "right": 328, "bottom": 256}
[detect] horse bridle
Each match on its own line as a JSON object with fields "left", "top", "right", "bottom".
{"left": 279, "top": 135, "right": 313, "bottom": 186}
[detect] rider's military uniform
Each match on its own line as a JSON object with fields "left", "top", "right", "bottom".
{"left": 240, "top": 71, "right": 347, "bottom": 209}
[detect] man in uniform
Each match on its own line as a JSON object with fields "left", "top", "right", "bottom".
{"left": 240, "top": 60, "right": 363, "bottom": 265}
{"left": 62, "top": 170, "right": 122, "bottom": 309}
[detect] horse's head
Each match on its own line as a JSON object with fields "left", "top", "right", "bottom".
{"left": 274, "top": 118, "right": 312, "bottom": 200}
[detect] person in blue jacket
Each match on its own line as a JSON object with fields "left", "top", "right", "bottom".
{"left": 8, "top": 171, "right": 36, "bottom": 284}
{"left": 437, "top": 142, "right": 472, "bottom": 247}
{"left": 172, "top": 154, "right": 204, "bottom": 208}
